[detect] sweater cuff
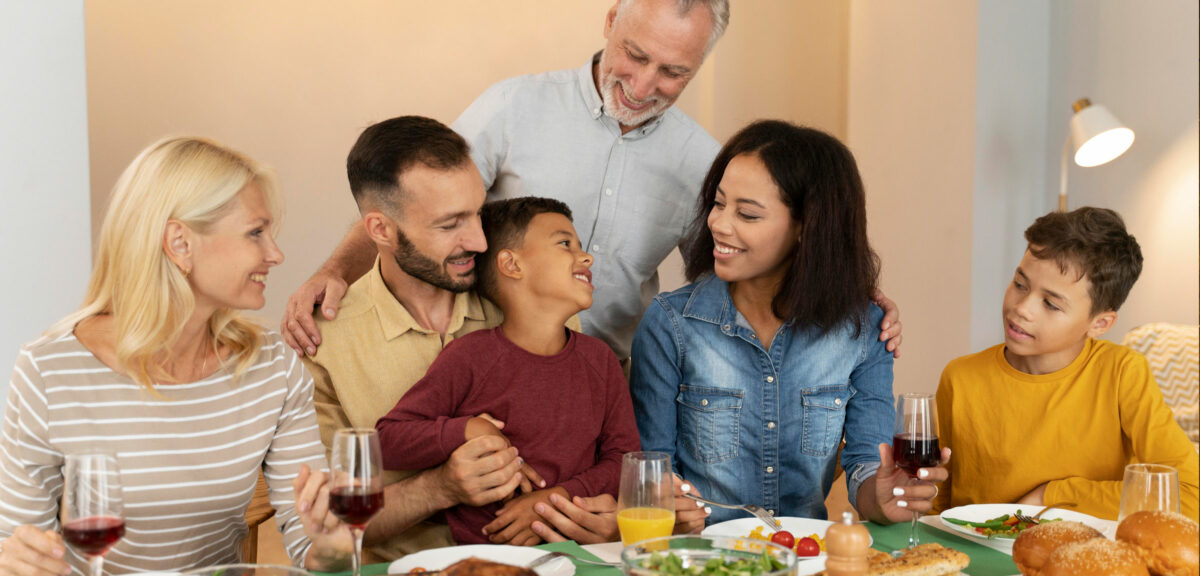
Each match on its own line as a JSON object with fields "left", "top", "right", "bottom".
{"left": 438, "top": 415, "right": 473, "bottom": 458}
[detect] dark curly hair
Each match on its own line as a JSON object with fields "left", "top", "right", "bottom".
{"left": 681, "top": 120, "right": 880, "bottom": 335}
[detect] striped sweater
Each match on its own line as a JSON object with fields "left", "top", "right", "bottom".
{"left": 0, "top": 330, "right": 327, "bottom": 573}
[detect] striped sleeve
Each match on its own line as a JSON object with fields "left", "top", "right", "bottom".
{"left": 262, "top": 339, "right": 328, "bottom": 566}
{"left": 0, "top": 345, "right": 64, "bottom": 539}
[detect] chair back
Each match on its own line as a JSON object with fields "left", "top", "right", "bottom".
{"left": 1123, "top": 323, "right": 1199, "bottom": 450}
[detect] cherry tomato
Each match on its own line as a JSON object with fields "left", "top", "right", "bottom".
{"left": 769, "top": 530, "right": 795, "bottom": 549}
{"left": 795, "top": 537, "right": 820, "bottom": 557}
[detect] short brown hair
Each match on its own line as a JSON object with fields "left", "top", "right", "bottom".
{"left": 476, "top": 197, "right": 573, "bottom": 304}
{"left": 1024, "top": 207, "right": 1143, "bottom": 314}
{"left": 346, "top": 116, "right": 471, "bottom": 213}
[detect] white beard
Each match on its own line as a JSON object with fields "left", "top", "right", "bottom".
{"left": 597, "top": 59, "right": 671, "bottom": 127}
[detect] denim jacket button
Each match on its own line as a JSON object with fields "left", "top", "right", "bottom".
{"left": 766, "top": 376, "right": 774, "bottom": 383}
{"left": 701, "top": 399, "right": 709, "bottom": 406}
{"left": 767, "top": 421, "right": 776, "bottom": 429}
{"left": 834, "top": 398, "right": 842, "bottom": 406}
{"left": 722, "top": 324, "right": 731, "bottom": 331}
{"left": 766, "top": 466, "right": 774, "bottom": 474}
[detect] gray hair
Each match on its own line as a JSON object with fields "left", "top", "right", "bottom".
{"left": 615, "top": 0, "right": 730, "bottom": 56}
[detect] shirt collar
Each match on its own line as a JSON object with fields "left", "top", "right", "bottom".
{"left": 366, "top": 256, "right": 489, "bottom": 340}
{"left": 681, "top": 273, "right": 736, "bottom": 326}
{"left": 579, "top": 51, "right": 667, "bottom": 137}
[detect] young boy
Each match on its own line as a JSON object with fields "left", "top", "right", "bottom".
{"left": 375, "top": 197, "right": 641, "bottom": 545}
{"left": 934, "top": 207, "right": 1198, "bottom": 521}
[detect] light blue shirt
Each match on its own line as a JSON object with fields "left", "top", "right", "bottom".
{"left": 452, "top": 53, "right": 721, "bottom": 359}
{"left": 630, "top": 274, "right": 895, "bottom": 522}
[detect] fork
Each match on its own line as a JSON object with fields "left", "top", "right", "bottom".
{"left": 525, "top": 550, "right": 622, "bottom": 569}
{"left": 683, "top": 493, "right": 779, "bottom": 533}
{"left": 1014, "top": 503, "right": 1077, "bottom": 524}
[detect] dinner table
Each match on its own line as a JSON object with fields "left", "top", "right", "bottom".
{"left": 308, "top": 514, "right": 1047, "bottom": 576}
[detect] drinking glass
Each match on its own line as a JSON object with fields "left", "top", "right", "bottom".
{"left": 1119, "top": 463, "right": 1180, "bottom": 521}
{"left": 62, "top": 453, "right": 125, "bottom": 576}
{"left": 892, "top": 393, "right": 939, "bottom": 549}
{"left": 616, "top": 451, "right": 675, "bottom": 546}
{"left": 329, "top": 429, "right": 384, "bottom": 576}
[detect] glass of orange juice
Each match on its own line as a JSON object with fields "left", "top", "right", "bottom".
{"left": 617, "top": 451, "right": 675, "bottom": 547}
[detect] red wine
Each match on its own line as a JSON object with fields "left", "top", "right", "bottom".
{"left": 330, "top": 486, "right": 383, "bottom": 527}
{"left": 893, "top": 433, "right": 939, "bottom": 477}
{"left": 62, "top": 516, "right": 125, "bottom": 556}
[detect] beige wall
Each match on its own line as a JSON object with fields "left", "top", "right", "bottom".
{"left": 847, "top": 1, "right": 979, "bottom": 394}
{"left": 85, "top": 0, "right": 849, "bottom": 327}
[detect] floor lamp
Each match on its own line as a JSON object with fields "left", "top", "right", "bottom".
{"left": 1058, "top": 98, "right": 1135, "bottom": 211}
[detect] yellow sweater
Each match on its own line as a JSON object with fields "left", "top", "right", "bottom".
{"left": 933, "top": 339, "right": 1199, "bottom": 521}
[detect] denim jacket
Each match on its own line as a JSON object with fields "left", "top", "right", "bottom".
{"left": 630, "top": 274, "right": 895, "bottom": 522}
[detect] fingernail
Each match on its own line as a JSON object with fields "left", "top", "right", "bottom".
{"left": 883, "top": 321, "right": 891, "bottom": 330}
{"left": 52, "top": 546, "right": 65, "bottom": 558}
{"left": 535, "top": 503, "right": 546, "bottom": 513}
{"left": 325, "top": 309, "right": 335, "bottom": 319}
{"left": 892, "top": 487, "right": 905, "bottom": 496}
{"left": 704, "top": 507, "right": 712, "bottom": 515}
{"left": 897, "top": 500, "right": 908, "bottom": 508}
{"left": 517, "top": 457, "right": 525, "bottom": 465}
{"left": 299, "top": 501, "right": 310, "bottom": 513}
{"left": 539, "top": 480, "right": 546, "bottom": 487}
{"left": 919, "top": 469, "right": 930, "bottom": 479}
{"left": 482, "top": 527, "right": 489, "bottom": 535}
{"left": 696, "top": 499, "right": 704, "bottom": 508}
{"left": 306, "top": 347, "right": 316, "bottom": 356}
{"left": 880, "top": 332, "right": 888, "bottom": 340}
{"left": 549, "top": 493, "right": 560, "bottom": 504}
{"left": 681, "top": 483, "right": 691, "bottom": 492}
{"left": 946, "top": 448, "right": 952, "bottom": 457}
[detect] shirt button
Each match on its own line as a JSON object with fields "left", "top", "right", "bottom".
{"left": 835, "top": 398, "right": 842, "bottom": 406}
{"left": 617, "top": 137, "right": 624, "bottom": 144}
{"left": 605, "top": 188, "right": 613, "bottom": 196}
{"left": 767, "top": 421, "right": 776, "bottom": 429}
{"left": 766, "top": 376, "right": 774, "bottom": 383}
{"left": 766, "top": 466, "right": 774, "bottom": 474}
{"left": 593, "top": 107, "right": 601, "bottom": 115}
{"left": 701, "top": 399, "right": 709, "bottom": 406}
{"left": 592, "top": 244, "right": 601, "bottom": 252}
{"left": 722, "top": 324, "right": 731, "bottom": 331}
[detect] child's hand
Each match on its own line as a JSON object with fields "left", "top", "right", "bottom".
{"left": 465, "top": 414, "right": 547, "bottom": 494}
{"left": 483, "top": 487, "right": 569, "bottom": 545}
{"left": 465, "top": 413, "right": 507, "bottom": 441}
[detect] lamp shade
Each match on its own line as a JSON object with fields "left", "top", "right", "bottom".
{"left": 1070, "top": 98, "right": 1135, "bottom": 167}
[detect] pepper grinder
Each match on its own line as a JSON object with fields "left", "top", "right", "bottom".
{"left": 824, "top": 510, "right": 871, "bottom": 575}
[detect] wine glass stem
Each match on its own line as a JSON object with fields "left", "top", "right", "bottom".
{"left": 907, "top": 478, "right": 921, "bottom": 548}
{"left": 88, "top": 555, "right": 104, "bottom": 576}
{"left": 351, "top": 527, "right": 364, "bottom": 576}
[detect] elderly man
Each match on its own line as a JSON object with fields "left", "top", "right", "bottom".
{"left": 286, "top": 0, "right": 903, "bottom": 549}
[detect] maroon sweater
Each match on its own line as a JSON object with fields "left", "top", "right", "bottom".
{"left": 375, "top": 326, "right": 641, "bottom": 544}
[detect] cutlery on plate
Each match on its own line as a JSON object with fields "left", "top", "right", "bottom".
{"left": 525, "top": 550, "right": 622, "bottom": 569}
{"left": 683, "top": 493, "right": 778, "bottom": 533}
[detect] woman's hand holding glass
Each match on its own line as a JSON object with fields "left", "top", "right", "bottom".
{"left": 0, "top": 525, "right": 71, "bottom": 576}
{"left": 293, "top": 464, "right": 353, "bottom": 571}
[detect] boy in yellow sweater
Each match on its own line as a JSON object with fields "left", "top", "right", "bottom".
{"left": 934, "top": 207, "right": 1198, "bottom": 521}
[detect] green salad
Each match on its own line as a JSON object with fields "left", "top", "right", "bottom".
{"left": 639, "top": 550, "right": 786, "bottom": 576}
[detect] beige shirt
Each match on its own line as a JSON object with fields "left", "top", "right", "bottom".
{"left": 302, "top": 258, "right": 503, "bottom": 560}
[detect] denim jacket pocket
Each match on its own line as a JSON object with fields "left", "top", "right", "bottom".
{"left": 676, "top": 385, "right": 743, "bottom": 464}
{"left": 801, "top": 384, "right": 854, "bottom": 457}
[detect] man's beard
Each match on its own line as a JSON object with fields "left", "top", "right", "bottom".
{"left": 598, "top": 53, "right": 671, "bottom": 127}
{"left": 393, "top": 228, "right": 476, "bottom": 293}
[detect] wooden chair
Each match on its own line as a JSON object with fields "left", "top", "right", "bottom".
{"left": 242, "top": 471, "right": 276, "bottom": 563}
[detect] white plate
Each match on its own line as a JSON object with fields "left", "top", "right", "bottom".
{"left": 387, "top": 544, "right": 576, "bottom": 576}
{"left": 702, "top": 516, "right": 835, "bottom": 555}
{"left": 939, "top": 504, "right": 1114, "bottom": 551}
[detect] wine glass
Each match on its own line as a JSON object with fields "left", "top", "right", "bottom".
{"left": 616, "top": 451, "right": 675, "bottom": 547}
{"left": 329, "top": 429, "right": 383, "bottom": 576}
{"left": 62, "top": 453, "right": 125, "bottom": 576}
{"left": 1119, "top": 463, "right": 1180, "bottom": 521}
{"left": 892, "top": 393, "right": 939, "bottom": 549}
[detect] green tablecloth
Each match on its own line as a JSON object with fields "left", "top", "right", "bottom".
{"left": 318, "top": 522, "right": 1017, "bottom": 576}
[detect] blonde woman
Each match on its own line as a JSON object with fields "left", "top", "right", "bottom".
{"left": 0, "top": 137, "right": 351, "bottom": 575}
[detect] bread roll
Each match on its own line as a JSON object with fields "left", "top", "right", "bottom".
{"left": 1043, "top": 538, "right": 1149, "bottom": 576}
{"left": 1116, "top": 510, "right": 1200, "bottom": 576}
{"left": 1012, "top": 521, "right": 1104, "bottom": 576}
